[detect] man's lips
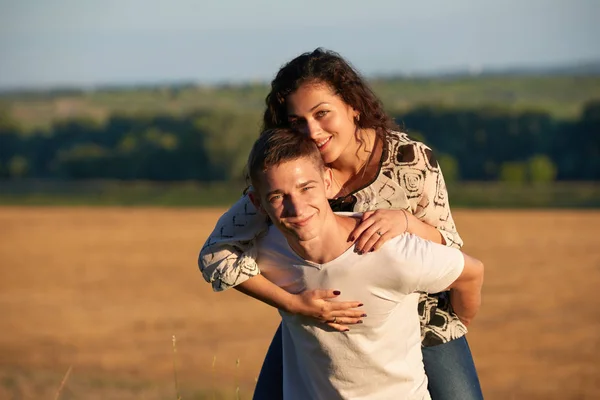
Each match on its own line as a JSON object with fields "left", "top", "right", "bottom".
{"left": 288, "top": 214, "right": 315, "bottom": 227}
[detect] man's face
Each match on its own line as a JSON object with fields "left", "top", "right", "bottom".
{"left": 254, "top": 157, "right": 334, "bottom": 243}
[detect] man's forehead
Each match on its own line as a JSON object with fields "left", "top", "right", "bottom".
{"left": 258, "top": 158, "right": 322, "bottom": 190}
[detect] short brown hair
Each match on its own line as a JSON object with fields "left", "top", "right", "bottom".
{"left": 247, "top": 128, "right": 325, "bottom": 192}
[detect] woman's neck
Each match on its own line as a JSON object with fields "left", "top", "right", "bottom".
{"left": 329, "top": 128, "right": 377, "bottom": 178}
{"left": 328, "top": 128, "right": 383, "bottom": 198}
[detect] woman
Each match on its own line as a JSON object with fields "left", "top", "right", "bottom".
{"left": 199, "top": 48, "right": 483, "bottom": 400}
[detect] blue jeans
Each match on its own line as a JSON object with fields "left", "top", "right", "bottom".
{"left": 253, "top": 323, "right": 483, "bottom": 400}
{"left": 422, "top": 334, "right": 484, "bottom": 400}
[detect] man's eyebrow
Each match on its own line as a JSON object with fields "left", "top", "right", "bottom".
{"left": 288, "top": 102, "right": 328, "bottom": 117}
{"left": 297, "top": 180, "right": 318, "bottom": 188}
{"left": 265, "top": 180, "right": 318, "bottom": 197}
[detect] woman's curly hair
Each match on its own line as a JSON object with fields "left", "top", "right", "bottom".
{"left": 262, "top": 48, "right": 397, "bottom": 140}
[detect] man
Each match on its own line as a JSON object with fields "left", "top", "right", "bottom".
{"left": 247, "top": 128, "right": 484, "bottom": 400}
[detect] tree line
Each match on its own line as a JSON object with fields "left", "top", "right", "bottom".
{"left": 1, "top": 100, "right": 598, "bottom": 183}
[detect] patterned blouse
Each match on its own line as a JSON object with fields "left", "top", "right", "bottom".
{"left": 199, "top": 131, "right": 466, "bottom": 347}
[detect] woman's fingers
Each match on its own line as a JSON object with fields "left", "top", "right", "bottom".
{"left": 349, "top": 217, "right": 376, "bottom": 244}
{"left": 327, "top": 301, "right": 364, "bottom": 311}
{"left": 322, "top": 308, "right": 366, "bottom": 322}
{"left": 311, "top": 288, "right": 342, "bottom": 300}
{"left": 325, "top": 314, "right": 367, "bottom": 331}
{"left": 355, "top": 222, "right": 388, "bottom": 253}
{"left": 353, "top": 221, "right": 380, "bottom": 252}
{"left": 326, "top": 322, "right": 350, "bottom": 332}
{"left": 299, "top": 289, "right": 366, "bottom": 324}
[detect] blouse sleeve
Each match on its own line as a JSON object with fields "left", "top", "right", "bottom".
{"left": 411, "top": 142, "right": 463, "bottom": 249}
{"left": 198, "top": 193, "right": 270, "bottom": 292}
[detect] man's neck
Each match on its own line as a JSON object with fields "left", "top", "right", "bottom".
{"left": 288, "top": 213, "right": 359, "bottom": 264}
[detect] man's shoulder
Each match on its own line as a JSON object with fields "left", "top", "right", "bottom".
{"left": 380, "top": 233, "right": 455, "bottom": 262}
{"left": 371, "top": 234, "right": 416, "bottom": 264}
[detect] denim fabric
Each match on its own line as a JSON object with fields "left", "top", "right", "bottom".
{"left": 252, "top": 324, "right": 283, "bottom": 400}
{"left": 422, "top": 335, "right": 484, "bottom": 400}
{"left": 252, "top": 324, "right": 483, "bottom": 400}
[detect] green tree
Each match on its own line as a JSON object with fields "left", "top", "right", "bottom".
{"left": 499, "top": 162, "right": 527, "bottom": 185}
{"left": 8, "top": 156, "right": 29, "bottom": 178}
{"left": 437, "top": 154, "right": 460, "bottom": 182}
{"left": 193, "top": 110, "right": 261, "bottom": 180}
{"left": 528, "top": 155, "right": 557, "bottom": 183}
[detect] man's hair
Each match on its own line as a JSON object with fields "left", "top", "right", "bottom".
{"left": 247, "top": 128, "right": 325, "bottom": 192}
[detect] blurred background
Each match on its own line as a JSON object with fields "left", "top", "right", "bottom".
{"left": 0, "top": 0, "right": 599, "bottom": 399}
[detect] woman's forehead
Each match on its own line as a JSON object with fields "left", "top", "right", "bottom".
{"left": 286, "top": 83, "right": 343, "bottom": 113}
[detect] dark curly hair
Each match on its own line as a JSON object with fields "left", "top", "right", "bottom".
{"left": 262, "top": 48, "right": 397, "bottom": 141}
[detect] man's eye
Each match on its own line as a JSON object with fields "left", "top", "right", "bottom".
{"left": 269, "top": 195, "right": 282, "bottom": 203}
{"left": 301, "top": 186, "right": 314, "bottom": 192}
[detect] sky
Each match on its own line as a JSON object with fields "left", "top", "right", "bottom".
{"left": 0, "top": 0, "right": 598, "bottom": 90}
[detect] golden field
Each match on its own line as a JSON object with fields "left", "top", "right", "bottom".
{"left": 0, "top": 207, "right": 599, "bottom": 399}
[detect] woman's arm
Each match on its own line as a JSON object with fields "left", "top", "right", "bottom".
{"left": 199, "top": 193, "right": 269, "bottom": 291}
{"left": 235, "top": 274, "right": 365, "bottom": 331}
{"left": 199, "top": 194, "right": 365, "bottom": 330}
{"left": 350, "top": 139, "right": 462, "bottom": 252}
{"left": 411, "top": 142, "right": 463, "bottom": 249}
{"left": 352, "top": 209, "right": 444, "bottom": 254}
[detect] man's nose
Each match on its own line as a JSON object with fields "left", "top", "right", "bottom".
{"left": 283, "top": 195, "right": 304, "bottom": 217}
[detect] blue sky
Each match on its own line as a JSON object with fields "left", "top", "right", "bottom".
{"left": 0, "top": 0, "right": 598, "bottom": 89}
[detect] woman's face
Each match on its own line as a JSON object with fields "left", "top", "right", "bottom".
{"left": 286, "top": 83, "right": 359, "bottom": 165}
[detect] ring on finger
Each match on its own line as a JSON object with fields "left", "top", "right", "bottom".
{"left": 332, "top": 316, "right": 337, "bottom": 323}
{"left": 376, "top": 231, "right": 383, "bottom": 236}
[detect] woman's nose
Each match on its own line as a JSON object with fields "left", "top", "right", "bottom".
{"left": 305, "top": 119, "right": 322, "bottom": 139}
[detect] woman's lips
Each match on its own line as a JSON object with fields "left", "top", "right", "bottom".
{"left": 316, "top": 137, "right": 331, "bottom": 151}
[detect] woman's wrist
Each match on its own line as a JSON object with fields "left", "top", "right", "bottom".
{"left": 401, "top": 209, "right": 409, "bottom": 234}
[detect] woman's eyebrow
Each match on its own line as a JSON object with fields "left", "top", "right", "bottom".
{"left": 288, "top": 102, "right": 329, "bottom": 117}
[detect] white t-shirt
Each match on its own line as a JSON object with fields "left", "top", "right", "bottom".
{"left": 256, "top": 221, "right": 465, "bottom": 400}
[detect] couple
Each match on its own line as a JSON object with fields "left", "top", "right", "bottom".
{"left": 199, "top": 48, "right": 485, "bottom": 399}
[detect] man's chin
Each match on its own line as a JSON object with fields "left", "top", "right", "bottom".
{"left": 282, "top": 227, "right": 315, "bottom": 242}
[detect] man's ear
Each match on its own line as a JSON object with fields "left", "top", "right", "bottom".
{"left": 248, "top": 190, "right": 267, "bottom": 215}
{"left": 323, "top": 167, "right": 335, "bottom": 198}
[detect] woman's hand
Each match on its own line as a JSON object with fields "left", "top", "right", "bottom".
{"left": 289, "top": 289, "right": 366, "bottom": 332}
{"left": 350, "top": 209, "right": 409, "bottom": 254}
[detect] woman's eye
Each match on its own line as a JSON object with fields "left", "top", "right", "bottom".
{"left": 315, "top": 110, "right": 328, "bottom": 118}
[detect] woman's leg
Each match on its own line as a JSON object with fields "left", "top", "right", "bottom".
{"left": 252, "top": 323, "right": 284, "bottom": 400}
{"left": 422, "top": 336, "right": 484, "bottom": 400}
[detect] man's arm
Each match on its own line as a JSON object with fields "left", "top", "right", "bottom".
{"left": 446, "top": 253, "right": 484, "bottom": 326}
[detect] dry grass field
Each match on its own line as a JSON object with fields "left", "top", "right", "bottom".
{"left": 0, "top": 207, "right": 599, "bottom": 399}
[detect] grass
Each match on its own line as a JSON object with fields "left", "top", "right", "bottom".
{"left": 54, "top": 366, "right": 72, "bottom": 400}
{"left": 1, "top": 207, "right": 599, "bottom": 399}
